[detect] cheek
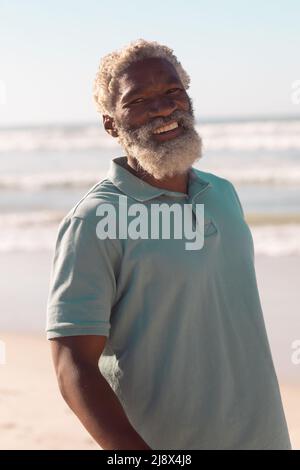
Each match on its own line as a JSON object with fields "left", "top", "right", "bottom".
{"left": 117, "top": 107, "right": 146, "bottom": 128}
{"left": 177, "top": 92, "right": 192, "bottom": 110}
{"left": 179, "top": 97, "right": 191, "bottom": 112}
{"left": 126, "top": 109, "right": 149, "bottom": 129}
{"left": 115, "top": 111, "right": 133, "bottom": 130}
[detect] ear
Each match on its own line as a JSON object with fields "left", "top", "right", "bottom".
{"left": 102, "top": 115, "right": 119, "bottom": 138}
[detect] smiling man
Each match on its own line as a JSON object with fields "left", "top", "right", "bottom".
{"left": 46, "top": 39, "right": 291, "bottom": 450}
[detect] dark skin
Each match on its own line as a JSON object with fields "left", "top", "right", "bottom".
{"left": 50, "top": 57, "right": 191, "bottom": 450}
{"left": 103, "top": 57, "right": 192, "bottom": 194}
{"left": 51, "top": 335, "right": 150, "bottom": 449}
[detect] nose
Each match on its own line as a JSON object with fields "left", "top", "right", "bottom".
{"left": 147, "top": 95, "right": 177, "bottom": 120}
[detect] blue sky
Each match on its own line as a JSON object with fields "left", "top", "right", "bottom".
{"left": 1, "top": 0, "right": 300, "bottom": 125}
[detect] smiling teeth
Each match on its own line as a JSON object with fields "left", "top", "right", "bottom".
{"left": 153, "top": 121, "right": 179, "bottom": 134}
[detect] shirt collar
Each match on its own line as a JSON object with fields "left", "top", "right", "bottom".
{"left": 107, "top": 156, "right": 212, "bottom": 202}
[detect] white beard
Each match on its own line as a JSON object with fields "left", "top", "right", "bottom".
{"left": 115, "top": 108, "right": 203, "bottom": 180}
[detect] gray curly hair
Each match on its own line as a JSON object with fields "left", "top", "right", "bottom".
{"left": 93, "top": 38, "right": 191, "bottom": 116}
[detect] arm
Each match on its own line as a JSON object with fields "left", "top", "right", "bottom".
{"left": 50, "top": 335, "right": 151, "bottom": 450}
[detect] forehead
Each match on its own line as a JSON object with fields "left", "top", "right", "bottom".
{"left": 117, "top": 57, "right": 182, "bottom": 101}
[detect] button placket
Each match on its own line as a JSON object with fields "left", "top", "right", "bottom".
{"left": 190, "top": 183, "right": 217, "bottom": 236}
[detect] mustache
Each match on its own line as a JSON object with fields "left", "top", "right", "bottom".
{"left": 121, "top": 108, "right": 195, "bottom": 140}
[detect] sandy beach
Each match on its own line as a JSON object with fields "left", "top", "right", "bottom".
{"left": 0, "top": 331, "right": 298, "bottom": 450}
{"left": 0, "top": 251, "right": 299, "bottom": 449}
{"left": 0, "top": 332, "right": 98, "bottom": 450}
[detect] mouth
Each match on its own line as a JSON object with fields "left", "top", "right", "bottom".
{"left": 152, "top": 120, "right": 184, "bottom": 141}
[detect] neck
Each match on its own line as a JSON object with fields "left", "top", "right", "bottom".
{"left": 125, "top": 155, "right": 189, "bottom": 194}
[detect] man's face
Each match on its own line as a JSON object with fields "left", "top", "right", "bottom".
{"left": 104, "top": 57, "right": 202, "bottom": 180}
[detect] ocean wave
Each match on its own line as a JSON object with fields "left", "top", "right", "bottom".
{"left": 200, "top": 166, "right": 300, "bottom": 185}
{"left": 1, "top": 119, "right": 300, "bottom": 152}
{"left": 0, "top": 211, "right": 64, "bottom": 252}
{"left": 0, "top": 172, "right": 106, "bottom": 190}
{"left": 0, "top": 126, "right": 118, "bottom": 152}
{"left": 251, "top": 224, "right": 300, "bottom": 256}
{"left": 0, "top": 211, "right": 65, "bottom": 226}
{"left": 0, "top": 211, "right": 299, "bottom": 256}
{"left": 1, "top": 166, "right": 300, "bottom": 191}
{"left": 201, "top": 120, "right": 300, "bottom": 151}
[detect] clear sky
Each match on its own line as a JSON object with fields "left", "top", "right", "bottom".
{"left": 1, "top": 0, "right": 300, "bottom": 125}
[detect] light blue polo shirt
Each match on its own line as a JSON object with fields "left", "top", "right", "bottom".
{"left": 46, "top": 156, "right": 291, "bottom": 450}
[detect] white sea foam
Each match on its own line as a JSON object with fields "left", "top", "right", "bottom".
{"left": 251, "top": 224, "right": 300, "bottom": 256}
{"left": 1, "top": 165, "right": 300, "bottom": 190}
{"left": 1, "top": 119, "right": 300, "bottom": 153}
{"left": 1, "top": 119, "right": 300, "bottom": 188}
{"left": 0, "top": 211, "right": 299, "bottom": 256}
{"left": 0, "top": 211, "right": 63, "bottom": 252}
{"left": 0, "top": 126, "right": 118, "bottom": 152}
{"left": 200, "top": 120, "right": 300, "bottom": 151}
{"left": 197, "top": 166, "right": 300, "bottom": 185}
{"left": 0, "top": 172, "right": 106, "bottom": 190}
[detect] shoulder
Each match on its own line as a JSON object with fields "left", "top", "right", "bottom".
{"left": 64, "top": 177, "right": 123, "bottom": 226}
{"left": 192, "top": 167, "right": 244, "bottom": 216}
{"left": 54, "top": 178, "right": 123, "bottom": 257}
{"left": 54, "top": 177, "right": 124, "bottom": 249}
{"left": 192, "top": 167, "right": 236, "bottom": 191}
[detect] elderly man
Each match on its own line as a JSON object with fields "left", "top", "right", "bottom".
{"left": 46, "top": 39, "right": 291, "bottom": 450}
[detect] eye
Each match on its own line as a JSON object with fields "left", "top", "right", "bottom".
{"left": 130, "top": 98, "right": 145, "bottom": 105}
{"left": 166, "top": 88, "right": 182, "bottom": 94}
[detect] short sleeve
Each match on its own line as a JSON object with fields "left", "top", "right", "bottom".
{"left": 46, "top": 216, "right": 121, "bottom": 339}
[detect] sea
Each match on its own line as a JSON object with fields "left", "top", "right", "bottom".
{"left": 0, "top": 116, "right": 300, "bottom": 257}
